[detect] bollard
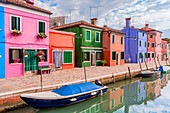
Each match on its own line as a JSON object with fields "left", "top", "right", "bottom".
{"left": 84, "top": 63, "right": 87, "bottom": 83}
{"left": 128, "top": 67, "right": 132, "bottom": 79}
{"left": 144, "top": 58, "right": 148, "bottom": 70}
{"left": 154, "top": 57, "right": 158, "bottom": 69}
{"left": 138, "top": 59, "right": 142, "bottom": 71}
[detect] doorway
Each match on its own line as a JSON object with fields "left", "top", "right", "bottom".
{"left": 91, "top": 51, "right": 96, "bottom": 66}
{"left": 53, "top": 51, "right": 62, "bottom": 68}
{"left": 116, "top": 53, "right": 119, "bottom": 65}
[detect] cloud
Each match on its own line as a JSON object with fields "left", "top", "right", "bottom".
{"left": 34, "top": 0, "right": 170, "bottom": 38}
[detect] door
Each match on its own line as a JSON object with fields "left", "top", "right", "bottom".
{"left": 53, "top": 51, "right": 62, "bottom": 68}
{"left": 91, "top": 52, "right": 96, "bottom": 66}
{"left": 24, "top": 50, "right": 38, "bottom": 72}
{"left": 116, "top": 53, "right": 119, "bottom": 65}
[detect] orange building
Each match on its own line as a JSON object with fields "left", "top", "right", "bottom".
{"left": 103, "top": 25, "right": 125, "bottom": 66}
{"left": 49, "top": 30, "right": 75, "bottom": 69}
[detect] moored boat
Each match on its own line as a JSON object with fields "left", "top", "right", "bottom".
{"left": 139, "top": 70, "right": 160, "bottom": 78}
{"left": 20, "top": 82, "right": 108, "bottom": 109}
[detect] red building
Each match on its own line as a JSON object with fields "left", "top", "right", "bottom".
{"left": 49, "top": 30, "right": 75, "bottom": 69}
{"left": 162, "top": 39, "right": 167, "bottom": 61}
{"left": 103, "top": 25, "right": 125, "bottom": 66}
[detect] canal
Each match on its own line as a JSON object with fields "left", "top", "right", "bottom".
{"left": 7, "top": 74, "right": 170, "bottom": 113}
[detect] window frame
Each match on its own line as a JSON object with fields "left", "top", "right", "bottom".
{"left": 37, "top": 20, "right": 46, "bottom": 34}
{"left": 95, "top": 31, "right": 100, "bottom": 43}
{"left": 63, "top": 50, "right": 73, "bottom": 64}
{"left": 85, "top": 29, "right": 91, "bottom": 42}
{"left": 112, "top": 51, "right": 116, "bottom": 60}
{"left": 96, "top": 51, "right": 102, "bottom": 61}
{"left": 10, "top": 15, "right": 22, "bottom": 31}
{"left": 112, "top": 35, "right": 115, "bottom": 44}
{"left": 9, "top": 48, "right": 23, "bottom": 64}
{"left": 37, "top": 49, "right": 48, "bottom": 63}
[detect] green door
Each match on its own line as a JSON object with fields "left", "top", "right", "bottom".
{"left": 25, "top": 50, "right": 38, "bottom": 71}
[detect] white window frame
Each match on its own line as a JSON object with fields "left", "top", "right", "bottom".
{"left": 10, "top": 15, "right": 22, "bottom": 31}
{"left": 85, "top": 29, "right": 91, "bottom": 42}
{"left": 112, "top": 35, "right": 115, "bottom": 44}
{"left": 37, "top": 20, "right": 46, "bottom": 34}
{"left": 9, "top": 48, "right": 22, "bottom": 64}
{"left": 63, "top": 50, "right": 73, "bottom": 64}
{"left": 95, "top": 31, "right": 100, "bottom": 43}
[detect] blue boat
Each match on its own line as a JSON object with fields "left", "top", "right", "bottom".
{"left": 20, "top": 82, "right": 108, "bottom": 109}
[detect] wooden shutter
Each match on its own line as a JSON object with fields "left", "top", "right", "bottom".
{"left": 9, "top": 49, "right": 13, "bottom": 63}
{"left": 82, "top": 52, "right": 85, "bottom": 61}
{"left": 112, "top": 51, "right": 116, "bottom": 60}
{"left": 64, "top": 51, "right": 72, "bottom": 63}
{"left": 19, "top": 49, "right": 23, "bottom": 63}
{"left": 121, "top": 52, "right": 124, "bottom": 59}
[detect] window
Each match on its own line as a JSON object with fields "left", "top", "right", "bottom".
{"left": 149, "top": 92, "right": 152, "bottom": 97}
{"left": 121, "top": 36, "right": 123, "bottom": 44}
{"left": 145, "top": 42, "right": 146, "bottom": 47}
{"left": 145, "top": 53, "right": 147, "bottom": 58}
{"left": 83, "top": 52, "right": 90, "bottom": 61}
{"left": 139, "top": 53, "right": 142, "bottom": 58}
{"left": 112, "top": 51, "right": 116, "bottom": 60}
{"left": 142, "top": 32, "right": 144, "bottom": 36}
{"left": 148, "top": 53, "right": 150, "bottom": 58}
{"left": 9, "top": 48, "right": 23, "bottom": 63}
{"left": 111, "top": 99, "right": 115, "bottom": 108}
{"left": 121, "top": 52, "right": 124, "bottom": 60}
{"left": 151, "top": 83, "right": 153, "bottom": 87}
{"left": 120, "top": 96, "right": 123, "bottom": 103}
{"left": 148, "top": 42, "right": 150, "bottom": 47}
{"left": 139, "top": 88, "right": 141, "bottom": 94}
{"left": 95, "top": 32, "right": 100, "bottom": 42}
{"left": 162, "top": 44, "right": 163, "bottom": 49}
{"left": 112, "top": 35, "right": 115, "bottom": 43}
{"left": 38, "top": 21, "right": 46, "bottom": 33}
{"left": 11, "top": 15, "right": 21, "bottom": 31}
{"left": 86, "top": 30, "right": 91, "bottom": 41}
{"left": 139, "top": 41, "right": 141, "bottom": 47}
{"left": 38, "top": 49, "right": 47, "bottom": 62}
{"left": 150, "top": 34, "right": 153, "bottom": 38}
{"left": 152, "top": 43, "right": 154, "bottom": 48}
{"left": 63, "top": 51, "right": 72, "bottom": 64}
{"left": 96, "top": 52, "right": 101, "bottom": 60}
{"left": 152, "top": 53, "right": 154, "bottom": 58}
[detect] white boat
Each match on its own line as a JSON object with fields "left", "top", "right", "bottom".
{"left": 139, "top": 70, "right": 160, "bottom": 77}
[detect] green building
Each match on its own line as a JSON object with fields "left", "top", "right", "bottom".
{"left": 52, "top": 18, "right": 103, "bottom": 67}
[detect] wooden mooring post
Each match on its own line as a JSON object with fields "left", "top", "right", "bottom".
{"left": 128, "top": 67, "right": 132, "bottom": 79}
{"left": 40, "top": 66, "right": 43, "bottom": 92}
{"left": 157, "top": 56, "right": 161, "bottom": 67}
{"left": 144, "top": 58, "right": 148, "bottom": 70}
{"left": 154, "top": 57, "right": 158, "bottom": 69}
{"left": 84, "top": 63, "right": 87, "bottom": 82}
{"left": 138, "top": 59, "right": 142, "bottom": 71}
{"left": 165, "top": 58, "right": 168, "bottom": 65}
{"left": 112, "top": 73, "right": 115, "bottom": 83}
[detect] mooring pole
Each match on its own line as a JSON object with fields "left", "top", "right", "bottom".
{"left": 157, "top": 56, "right": 161, "bottom": 67}
{"left": 144, "top": 58, "right": 148, "bottom": 70}
{"left": 138, "top": 59, "right": 142, "bottom": 71}
{"left": 84, "top": 63, "right": 87, "bottom": 82}
{"left": 112, "top": 73, "right": 115, "bottom": 83}
{"left": 128, "top": 67, "right": 132, "bottom": 79}
{"left": 154, "top": 57, "right": 158, "bottom": 69}
{"left": 165, "top": 58, "right": 168, "bottom": 65}
{"left": 40, "top": 66, "right": 43, "bottom": 92}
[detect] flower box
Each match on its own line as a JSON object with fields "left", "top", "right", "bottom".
{"left": 13, "top": 59, "right": 20, "bottom": 63}
{"left": 11, "top": 29, "right": 22, "bottom": 37}
{"left": 37, "top": 33, "right": 47, "bottom": 40}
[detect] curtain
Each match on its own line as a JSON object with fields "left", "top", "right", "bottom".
{"left": 53, "top": 51, "right": 62, "bottom": 67}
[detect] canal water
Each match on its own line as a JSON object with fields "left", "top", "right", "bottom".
{"left": 7, "top": 74, "right": 170, "bottom": 113}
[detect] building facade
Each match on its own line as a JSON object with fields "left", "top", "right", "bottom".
{"left": 103, "top": 25, "right": 125, "bottom": 66}
{"left": 121, "top": 18, "right": 147, "bottom": 63}
{"left": 52, "top": 18, "right": 103, "bottom": 67}
{"left": 0, "top": 0, "right": 52, "bottom": 78}
{"left": 49, "top": 30, "right": 75, "bottom": 69}
{"left": 162, "top": 39, "right": 167, "bottom": 61}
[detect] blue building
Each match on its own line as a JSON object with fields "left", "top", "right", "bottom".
{"left": 121, "top": 18, "right": 147, "bottom": 63}
{"left": 137, "top": 82, "right": 147, "bottom": 103}
{"left": 0, "top": 6, "right": 5, "bottom": 79}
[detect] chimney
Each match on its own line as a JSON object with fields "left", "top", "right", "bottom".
{"left": 125, "top": 18, "right": 131, "bottom": 28}
{"left": 145, "top": 24, "right": 149, "bottom": 31}
{"left": 25, "top": 0, "right": 34, "bottom": 5}
{"left": 90, "top": 18, "right": 97, "bottom": 26}
{"left": 103, "top": 25, "right": 107, "bottom": 27}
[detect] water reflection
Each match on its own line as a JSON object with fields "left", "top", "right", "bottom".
{"left": 7, "top": 74, "right": 169, "bottom": 113}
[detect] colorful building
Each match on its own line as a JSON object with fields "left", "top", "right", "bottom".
{"left": 0, "top": 6, "right": 5, "bottom": 79}
{"left": 162, "top": 39, "right": 167, "bottom": 61}
{"left": 103, "top": 25, "right": 125, "bottom": 66}
{"left": 52, "top": 18, "right": 103, "bottom": 67}
{"left": 0, "top": 0, "right": 52, "bottom": 78}
{"left": 49, "top": 30, "right": 75, "bottom": 69}
{"left": 121, "top": 18, "right": 147, "bottom": 63}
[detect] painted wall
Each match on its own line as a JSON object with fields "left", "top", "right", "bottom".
{"left": 147, "top": 33, "right": 155, "bottom": 62}
{"left": 162, "top": 40, "right": 167, "bottom": 61}
{"left": 49, "top": 31, "right": 75, "bottom": 69}
{"left": 5, "top": 7, "right": 49, "bottom": 78}
{"left": 155, "top": 32, "right": 162, "bottom": 61}
{"left": 0, "top": 6, "right": 5, "bottom": 79}
{"left": 137, "top": 82, "right": 147, "bottom": 103}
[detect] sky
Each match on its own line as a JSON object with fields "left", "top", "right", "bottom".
{"left": 35, "top": 0, "right": 170, "bottom": 38}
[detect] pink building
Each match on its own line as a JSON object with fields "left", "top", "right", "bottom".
{"left": 1, "top": 0, "right": 52, "bottom": 78}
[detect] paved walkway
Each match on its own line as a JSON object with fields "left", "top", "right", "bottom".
{"left": 0, "top": 61, "right": 166, "bottom": 97}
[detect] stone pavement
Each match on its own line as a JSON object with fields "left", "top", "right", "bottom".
{"left": 0, "top": 61, "right": 166, "bottom": 98}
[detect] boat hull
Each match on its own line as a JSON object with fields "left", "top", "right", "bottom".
{"left": 20, "top": 88, "right": 107, "bottom": 109}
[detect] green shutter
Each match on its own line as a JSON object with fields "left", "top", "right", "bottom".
{"left": 152, "top": 53, "right": 154, "bottom": 58}
{"left": 82, "top": 52, "right": 85, "bottom": 61}
{"left": 120, "top": 96, "right": 122, "bottom": 103}
{"left": 150, "top": 35, "right": 153, "bottom": 38}
{"left": 42, "top": 22, "right": 45, "bottom": 33}
{"left": 19, "top": 49, "right": 23, "bottom": 63}
{"left": 111, "top": 99, "right": 115, "bottom": 108}
{"left": 9, "top": 49, "right": 13, "bottom": 63}
{"left": 64, "top": 51, "right": 72, "bottom": 63}
{"left": 86, "top": 31, "right": 90, "bottom": 41}
{"left": 145, "top": 42, "right": 146, "bottom": 47}
{"left": 121, "top": 52, "right": 124, "bottom": 59}
{"left": 112, "top": 35, "right": 115, "bottom": 43}
{"left": 96, "top": 32, "right": 99, "bottom": 41}
{"left": 139, "top": 41, "right": 141, "bottom": 47}
{"left": 148, "top": 42, "right": 149, "bottom": 47}
{"left": 142, "top": 32, "right": 144, "bottom": 36}
{"left": 152, "top": 43, "right": 154, "bottom": 48}
{"left": 112, "top": 51, "right": 116, "bottom": 60}
{"left": 145, "top": 53, "right": 147, "bottom": 58}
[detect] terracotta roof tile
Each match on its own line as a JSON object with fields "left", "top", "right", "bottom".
{"left": 141, "top": 27, "right": 162, "bottom": 33}
{"left": 1, "top": 0, "right": 52, "bottom": 14}
{"left": 103, "top": 26, "right": 125, "bottom": 35}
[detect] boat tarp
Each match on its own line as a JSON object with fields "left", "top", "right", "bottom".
{"left": 51, "top": 82, "right": 103, "bottom": 96}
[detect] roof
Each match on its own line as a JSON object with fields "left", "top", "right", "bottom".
{"left": 51, "top": 20, "right": 104, "bottom": 30}
{"left": 103, "top": 26, "right": 125, "bottom": 35}
{"left": 49, "top": 29, "right": 76, "bottom": 35}
{"left": 141, "top": 27, "right": 162, "bottom": 33}
{"left": 1, "top": 0, "right": 52, "bottom": 14}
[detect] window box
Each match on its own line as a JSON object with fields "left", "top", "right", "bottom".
{"left": 13, "top": 59, "right": 20, "bottom": 63}
{"left": 11, "top": 29, "right": 22, "bottom": 37}
{"left": 37, "top": 33, "right": 47, "bottom": 40}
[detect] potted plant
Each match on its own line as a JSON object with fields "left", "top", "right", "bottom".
{"left": 35, "top": 51, "right": 45, "bottom": 58}
{"left": 11, "top": 29, "right": 22, "bottom": 37}
{"left": 13, "top": 58, "right": 20, "bottom": 63}
{"left": 40, "top": 57, "right": 45, "bottom": 62}
{"left": 24, "top": 51, "right": 29, "bottom": 57}
{"left": 101, "top": 60, "right": 107, "bottom": 66}
{"left": 37, "top": 33, "right": 47, "bottom": 40}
